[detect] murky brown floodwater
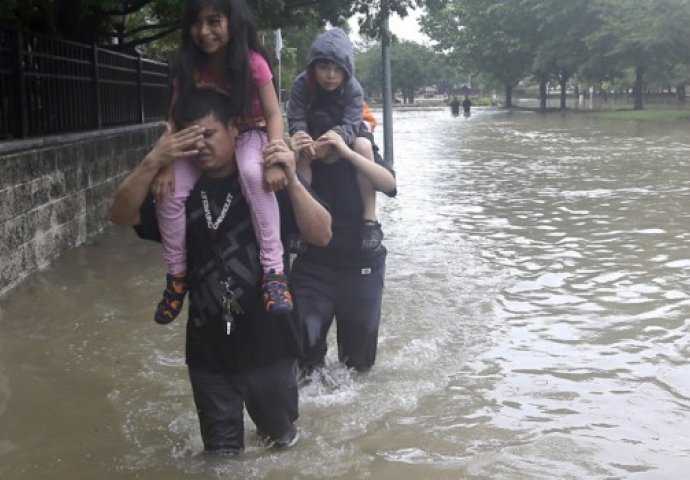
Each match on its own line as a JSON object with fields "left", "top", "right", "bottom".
{"left": 1, "top": 107, "right": 689, "bottom": 479}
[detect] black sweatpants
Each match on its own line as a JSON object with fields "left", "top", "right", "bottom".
{"left": 188, "top": 357, "right": 298, "bottom": 452}
{"left": 291, "top": 254, "right": 386, "bottom": 373}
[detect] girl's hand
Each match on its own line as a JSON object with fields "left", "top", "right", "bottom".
{"left": 290, "top": 131, "right": 315, "bottom": 160}
{"left": 151, "top": 165, "right": 175, "bottom": 203}
{"left": 313, "top": 130, "right": 348, "bottom": 161}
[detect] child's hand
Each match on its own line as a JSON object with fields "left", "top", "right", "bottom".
{"left": 151, "top": 164, "right": 175, "bottom": 203}
{"left": 291, "top": 131, "right": 315, "bottom": 160}
{"left": 264, "top": 164, "right": 288, "bottom": 191}
{"left": 313, "top": 130, "right": 347, "bottom": 160}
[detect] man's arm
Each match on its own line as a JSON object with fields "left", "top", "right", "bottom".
{"left": 109, "top": 123, "right": 204, "bottom": 226}
{"left": 263, "top": 142, "right": 332, "bottom": 246}
{"left": 314, "top": 131, "right": 397, "bottom": 195}
{"left": 109, "top": 155, "right": 162, "bottom": 226}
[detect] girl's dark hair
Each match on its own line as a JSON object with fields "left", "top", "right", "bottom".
{"left": 173, "top": 0, "right": 272, "bottom": 117}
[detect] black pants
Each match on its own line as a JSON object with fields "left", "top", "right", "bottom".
{"left": 188, "top": 357, "right": 298, "bottom": 452}
{"left": 291, "top": 255, "right": 386, "bottom": 373}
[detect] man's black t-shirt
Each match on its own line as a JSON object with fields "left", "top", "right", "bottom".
{"left": 301, "top": 153, "right": 396, "bottom": 269}
{"left": 137, "top": 174, "right": 302, "bottom": 373}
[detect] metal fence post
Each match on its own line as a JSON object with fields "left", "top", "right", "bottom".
{"left": 137, "top": 53, "right": 144, "bottom": 123}
{"left": 12, "top": 28, "right": 28, "bottom": 138}
{"left": 92, "top": 43, "right": 102, "bottom": 128}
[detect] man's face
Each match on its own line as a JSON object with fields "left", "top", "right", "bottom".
{"left": 189, "top": 114, "right": 237, "bottom": 177}
{"left": 313, "top": 60, "right": 346, "bottom": 92}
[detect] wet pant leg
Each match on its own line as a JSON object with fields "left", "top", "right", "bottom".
{"left": 333, "top": 258, "right": 386, "bottom": 372}
{"left": 188, "top": 366, "right": 245, "bottom": 453}
{"left": 242, "top": 358, "right": 299, "bottom": 441}
{"left": 291, "top": 258, "right": 336, "bottom": 372}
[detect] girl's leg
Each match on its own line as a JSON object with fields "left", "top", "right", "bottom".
{"left": 157, "top": 158, "right": 200, "bottom": 274}
{"left": 154, "top": 158, "right": 200, "bottom": 324}
{"left": 235, "top": 131, "right": 284, "bottom": 272}
{"left": 235, "top": 131, "right": 291, "bottom": 314}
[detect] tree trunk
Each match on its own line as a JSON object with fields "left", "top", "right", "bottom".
{"left": 678, "top": 83, "right": 686, "bottom": 102}
{"left": 633, "top": 65, "right": 645, "bottom": 110}
{"left": 574, "top": 84, "right": 579, "bottom": 98}
{"left": 539, "top": 77, "right": 547, "bottom": 111}
{"left": 504, "top": 84, "right": 513, "bottom": 108}
{"left": 560, "top": 79, "right": 568, "bottom": 110}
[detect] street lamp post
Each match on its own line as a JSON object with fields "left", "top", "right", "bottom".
{"left": 381, "top": 0, "right": 394, "bottom": 165}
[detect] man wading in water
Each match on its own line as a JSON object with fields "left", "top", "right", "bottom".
{"left": 109, "top": 88, "right": 331, "bottom": 453}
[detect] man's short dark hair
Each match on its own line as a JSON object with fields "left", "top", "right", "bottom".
{"left": 171, "top": 88, "right": 235, "bottom": 128}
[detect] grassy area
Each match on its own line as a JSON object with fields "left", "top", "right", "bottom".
{"left": 595, "top": 108, "right": 690, "bottom": 122}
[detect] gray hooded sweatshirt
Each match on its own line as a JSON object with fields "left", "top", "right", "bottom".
{"left": 287, "top": 28, "right": 364, "bottom": 145}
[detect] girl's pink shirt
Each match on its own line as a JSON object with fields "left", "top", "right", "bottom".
{"left": 192, "top": 51, "right": 272, "bottom": 118}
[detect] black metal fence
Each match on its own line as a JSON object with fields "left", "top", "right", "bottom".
{"left": 0, "top": 28, "right": 170, "bottom": 141}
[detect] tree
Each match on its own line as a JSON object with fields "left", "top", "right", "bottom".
{"left": 588, "top": 0, "right": 690, "bottom": 109}
{"left": 356, "top": 40, "right": 440, "bottom": 104}
{"left": 2, "top": 0, "right": 428, "bottom": 49}
{"left": 422, "top": 0, "right": 534, "bottom": 108}
{"left": 520, "top": 0, "right": 597, "bottom": 110}
{"left": 355, "top": 44, "right": 383, "bottom": 99}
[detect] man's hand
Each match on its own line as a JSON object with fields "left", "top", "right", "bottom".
{"left": 263, "top": 139, "right": 298, "bottom": 187}
{"left": 146, "top": 123, "right": 205, "bottom": 201}
{"left": 264, "top": 165, "right": 288, "bottom": 191}
{"left": 150, "top": 122, "right": 205, "bottom": 169}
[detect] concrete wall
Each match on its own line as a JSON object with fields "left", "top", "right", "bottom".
{"left": 0, "top": 123, "right": 163, "bottom": 296}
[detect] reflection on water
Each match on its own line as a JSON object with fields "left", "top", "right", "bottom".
{"left": 1, "top": 108, "right": 690, "bottom": 479}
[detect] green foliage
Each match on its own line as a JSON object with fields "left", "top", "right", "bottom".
{"left": 423, "top": 0, "right": 533, "bottom": 92}
{"left": 355, "top": 40, "right": 459, "bottom": 103}
{"left": 421, "top": 0, "right": 690, "bottom": 108}
{"left": 2, "top": 0, "right": 428, "bottom": 47}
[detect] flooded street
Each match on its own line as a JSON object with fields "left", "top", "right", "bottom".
{"left": 1, "top": 107, "right": 690, "bottom": 479}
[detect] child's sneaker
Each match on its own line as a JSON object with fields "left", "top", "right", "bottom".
{"left": 154, "top": 273, "right": 188, "bottom": 325}
{"left": 262, "top": 270, "right": 293, "bottom": 314}
{"left": 361, "top": 220, "right": 383, "bottom": 250}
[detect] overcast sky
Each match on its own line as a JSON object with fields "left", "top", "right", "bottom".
{"left": 348, "top": 8, "right": 431, "bottom": 45}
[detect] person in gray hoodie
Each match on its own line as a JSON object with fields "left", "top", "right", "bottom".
{"left": 286, "top": 29, "right": 397, "bottom": 376}
{"left": 287, "top": 28, "right": 382, "bottom": 249}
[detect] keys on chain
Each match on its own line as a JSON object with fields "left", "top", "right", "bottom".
{"left": 221, "top": 277, "right": 243, "bottom": 335}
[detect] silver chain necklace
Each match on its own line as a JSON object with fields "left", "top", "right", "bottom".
{"left": 200, "top": 190, "right": 233, "bottom": 231}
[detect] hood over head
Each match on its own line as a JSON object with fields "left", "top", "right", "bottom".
{"left": 306, "top": 28, "right": 354, "bottom": 80}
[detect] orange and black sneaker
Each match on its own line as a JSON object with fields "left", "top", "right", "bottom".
{"left": 262, "top": 270, "right": 293, "bottom": 315}
{"left": 154, "top": 273, "right": 188, "bottom": 325}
